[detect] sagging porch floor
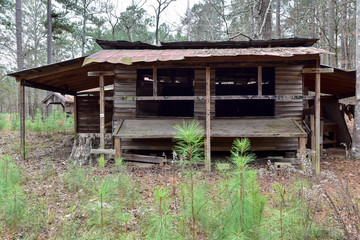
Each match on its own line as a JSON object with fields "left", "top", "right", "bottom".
{"left": 113, "top": 118, "right": 307, "bottom": 152}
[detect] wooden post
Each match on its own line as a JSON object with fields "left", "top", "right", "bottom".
{"left": 315, "top": 63, "right": 321, "bottom": 176}
{"left": 99, "top": 75, "right": 105, "bottom": 157}
{"left": 205, "top": 67, "right": 211, "bottom": 171}
{"left": 298, "top": 137, "right": 306, "bottom": 171}
{"left": 115, "top": 138, "right": 122, "bottom": 159}
{"left": 88, "top": 71, "right": 114, "bottom": 158}
{"left": 310, "top": 113, "right": 315, "bottom": 168}
{"left": 153, "top": 67, "right": 158, "bottom": 96}
{"left": 302, "top": 66, "right": 332, "bottom": 175}
{"left": 258, "top": 66, "right": 262, "bottom": 96}
{"left": 19, "top": 81, "right": 25, "bottom": 160}
{"left": 74, "top": 96, "right": 78, "bottom": 134}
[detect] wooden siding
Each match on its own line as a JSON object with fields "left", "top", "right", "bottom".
{"left": 77, "top": 95, "right": 113, "bottom": 133}
{"left": 113, "top": 70, "right": 137, "bottom": 131}
{"left": 194, "top": 69, "right": 215, "bottom": 119}
{"left": 275, "top": 66, "right": 303, "bottom": 120}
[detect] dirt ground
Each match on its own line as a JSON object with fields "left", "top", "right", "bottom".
{"left": 0, "top": 131, "right": 360, "bottom": 239}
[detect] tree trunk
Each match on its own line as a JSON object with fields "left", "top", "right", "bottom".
{"left": 155, "top": 13, "right": 160, "bottom": 45}
{"left": 81, "top": 1, "right": 87, "bottom": 56}
{"left": 276, "top": 0, "right": 280, "bottom": 38}
{"left": 262, "top": 1, "right": 272, "bottom": 40}
{"left": 47, "top": 0, "right": 52, "bottom": 64}
{"left": 16, "top": 0, "right": 24, "bottom": 71}
{"left": 328, "top": 0, "right": 335, "bottom": 65}
{"left": 248, "top": 0, "right": 255, "bottom": 38}
{"left": 352, "top": 0, "right": 360, "bottom": 159}
{"left": 320, "top": 0, "right": 327, "bottom": 64}
{"left": 311, "top": 0, "right": 316, "bottom": 38}
{"left": 340, "top": 0, "right": 348, "bottom": 69}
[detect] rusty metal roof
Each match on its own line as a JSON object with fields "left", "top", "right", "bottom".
{"left": 42, "top": 92, "right": 74, "bottom": 103}
{"left": 83, "top": 47, "right": 331, "bottom": 66}
{"left": 97, "top": 38, "right": 319, "bottom": 49}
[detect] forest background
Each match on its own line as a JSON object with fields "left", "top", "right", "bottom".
{"left": 0, "top": 0, "right": 357, "bottom": 120}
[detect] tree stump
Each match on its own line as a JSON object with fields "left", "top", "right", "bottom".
{"left": 68, "top": 133, "right": 113, "bottom": 165}
{"left": 68, "top": 133, "right": 97, "bottom": 165}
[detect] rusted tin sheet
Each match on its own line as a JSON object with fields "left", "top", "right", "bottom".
{"left": 83, "top": 47, "right": 332, "bottom": 66}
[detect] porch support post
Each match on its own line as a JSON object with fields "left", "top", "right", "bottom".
{"left": 115, "top": 138, "right": 122, "bottom": 159}
{"left": 310, "top": 112, "right": 315, "bottom": 168}
{"left": 315, "top": 62, "right": 321, "bottom": 176}
{"left": 153, "top": 67, "right": 158, "bottom": 96}
{"left": 19, "top": 81, "right": 25, "bottom": 160}
{"left": 298, "top": 137, "right": 306, "bottom": 171}
{"left": 205, "top": 67, "right": 211, "bottom": 171}
{"left": 258, "top": 66, "right": 262, "bottom": 95}
{"left": 88, "top": 71, "right": 114, "bottom": 158}
{"left": 99, "top": 75, "right": 105, "bottom": 158}
{"left": 74, "top": 96, "right": 78, "bottom": 133}
{"left": 302, "top": 66, "right": 333, "bottom": 176}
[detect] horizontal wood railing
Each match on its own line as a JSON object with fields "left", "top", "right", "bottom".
{"left": 105, "top": 95, "right": 314, "bottom": 101}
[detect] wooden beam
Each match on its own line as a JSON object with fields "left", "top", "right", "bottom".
{"left": 310, "top": 113, "right": 315, "bottom": 168}
{"left": 302, "top": 68, "right": 334, "bottom": 73}
{"left": 88, "top": 71, "right": 115, "bottom": 76}
{"left": 90, "top": 149, "right": 163, "bottom": 164}
{"left": 19, "top": 60, "right": 84, "bottom": 80}
{"left": 153, "top": 67, "right": 158, "bottom": 96}
{"left": 205, "top": 67, "right": 211, "bottom": 171}
{"left": 20, "top": 79, "right": 77, "bottom": 96}
{"left": 298, "top": 137, "right": 307, "bottom": 171}
{"left": 74, "top": 96, "right": 78, "bottom": 133}
{"left": 107, "top": 95, "right": 314, "bottom": 101}
{"left": 115, "top": 138, "right": 122, "bottom": 159}
{"left": 99, "top": 75, "right": 105, "bottom": 159}
{"left": 315, "top": 61, "right": 321, "bottom": 176}
{"left": 258, "top": 66, "right": 262, "bottom": 96}
{"left": 19, "top": 82, "right": 25, "bottom": 160}
{"left": 113, "top": 119, "right": 124, "bottom": 135}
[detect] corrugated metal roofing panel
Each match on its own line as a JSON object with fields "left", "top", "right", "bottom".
{"left": 83, "top": 47, "right": 332, "bottom": 66}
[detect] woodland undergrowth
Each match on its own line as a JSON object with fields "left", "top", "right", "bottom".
{"left": 0, "top": 120, "right": 356, "bottom": 239}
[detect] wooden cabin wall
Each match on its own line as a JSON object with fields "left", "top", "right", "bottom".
{"left": 194, "top": 69, "right": 215, "bottom": 119}
{"left": 275, "top": 66, "right": 303, "bottom": 120}
{"left": 76, "top": 95, "right": 112, "bottom": 133}
{"left": 113, "top": 70, "right": 137, "bottom": 131}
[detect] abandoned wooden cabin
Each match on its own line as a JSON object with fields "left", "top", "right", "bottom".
{"left": 8, "top": 38, "right": 356, "bottom": 174}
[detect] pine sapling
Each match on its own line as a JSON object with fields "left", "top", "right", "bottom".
{"left": 230, "top": 138, "right": 255, "bottom": 232}
{"left": 173, "top": 120, "right": 204, "bottom": 239}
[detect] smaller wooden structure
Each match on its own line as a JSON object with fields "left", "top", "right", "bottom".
{"left": 42, "top": 92, "right": 74, "bottom": 115}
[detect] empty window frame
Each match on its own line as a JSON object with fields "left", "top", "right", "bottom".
{"left": 136, "top": 68, "right": 194, "bottom": 117}
{"left": 215, "top": 67, "right": 275, "bottom": 117}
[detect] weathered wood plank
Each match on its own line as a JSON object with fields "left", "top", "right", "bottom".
{"left": 88, "top": 71, "right": 115, "bottom": 76}
{"left": 315, "top": 65, "right": 321, "bottom": 176}
{"left": 115, "top": 138, "right": 122, "bottom": 159}
{"left": 108, "top": 95, "right": 314, "bottom": 101}
{"left": 205, "top": 67, "right": 211, "bottom": 171}
{"left": 20, "top": 83, "right": 25, "bottom": 160}
{"left": 258, "top": 66, "right": 262, "bottom": 96}
{"left": 114, "top": 119, "right": 307, "bottom": 138}
{"left": 302, "top": 68, "right": 334, "bottom": 73}
{"left": 99, "top": 76, "right": 105, "bottom": 159}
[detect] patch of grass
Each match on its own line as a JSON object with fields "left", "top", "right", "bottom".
{"left": 63, "top": 164, "right": 89, "bottom": 193}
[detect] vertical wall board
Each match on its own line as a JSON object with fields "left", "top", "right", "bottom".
{"left": 275, "top": 66, "right": 304, "bottom": 120}
{"left": 113, "top": 69, "right": 137, "bottom": 131}
{"left": 194, "top": 69, "right": 215, "bottom": 119}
